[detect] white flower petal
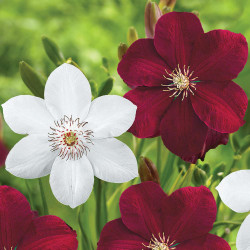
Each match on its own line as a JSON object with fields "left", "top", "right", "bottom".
{"left": 44, "top": 63, "right": 91, "bottom": 120}
{"left": 6, "top": 134, "right": 56, "bottom": 178}
{"left": 87, "top": 138, "right": 138, "bottom": 183}
{"left": 49, "top": 155, "right": 94, "bottom": 208}
{"left": 216, "top": 170, "right": 250, "bottom": 213}
{"left": 2, "top": 95, "right": 53, "bottom": 134}
{"left": 85, "top": 95, "right": 137, "bottom": 138}
{"left": 237, "top": 215, "right": 250, "bottom": 250}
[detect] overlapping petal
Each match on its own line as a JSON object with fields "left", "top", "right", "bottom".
{"left": 18, "top": 216, "right": 78, "bottom": 250}
{"left": 154, "top": 12, "right": 204, "bottom": 68}
{"left": 160, "top": 97, "right": 208, "bottom": 162}
{"left": 191, "top": 81, "right": 248, "bottom": 133}
{"left": 118, "top": 39, "right": 170, "bottom": 88}
{"left": 85, "top": 95, "right": 137, "bottom": 138}
{"left": 97, "top": 219, "right": 147, "bottom": 250}
{"left": 87, "top": 138, "right": 138, "bottom": 183}
{"left": 6, "top": 134, "right": 57, "bottom": 178}
{"left": 124, "top": 87, "right": 172, "bottom": 138}
{"left": 0, "top": 186, "right": 33, "bottom": 250}
{"left": 49, "top": 155, "right": 94, "bottom": 208}
{"left": 163, "top": 186, "right": 217, "bottom": 243}
{"left": 216, "top": 170, "right": 250, "bottom": 213}
{"left": 119, "top": 182, "right": 166, "bottom": 240}
{"left": 236, "top": 215, "right": 250, "bottom": 250}
{"left": 2, "top": 95, "right": 54, "bottom": 135}
{"left": 177, "top": 234, "right": 230, "bottom": 250}
{"left": 44, "top": 63, "right": 92, "bottom": 120}
{"left": 191, "top": 30, "right": 248, "bottom": 81}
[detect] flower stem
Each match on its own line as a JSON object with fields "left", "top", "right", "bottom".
{"left": 156, "top": 137, "right": 162, "bottom": 173}
{"left": 135, "top": 138, "right": 145, "bottom": 160}
{"left": 95, "top": 178, "right": 107, "bottom": 238}
{"left": 38, "top": 178, "right": 49, "bottom": 215}
{"left": 213, "top": 221, "right": 241, "bottom": 228}
{"left": 25, "top": 180, "right": 35, "bottom": 210}
{"left": 77, "top": 205, "right": 90, "bottom": 250}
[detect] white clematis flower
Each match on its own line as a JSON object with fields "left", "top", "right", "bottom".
{"left": 3, "top": 63, "right": 138, "bottom": 208}
{"left": 216, "top": 170, "right": 250, "bottom": 250}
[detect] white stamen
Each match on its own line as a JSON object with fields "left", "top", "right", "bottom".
{"left": 143, "top": 233, "right": 177, "bottom": 250}
{"left": 162, "top": 64, "right": 198, "bottom": 101}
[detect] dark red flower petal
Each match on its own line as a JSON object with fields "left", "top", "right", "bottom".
{"left": 200, "top": 129, "right": 229, "bottom": 160}
{"left": 118, "top": 39, "right": 170, "bottom": 88}
{"left": 119, "top": 182, "right": 166, "bottom": 240}
{"left": 0, "top": 140, "right": 8, "bottom": 167}
{"left": 160, "top": 97, "right": 208, "bottom": 163}
{"left": 97, "top": 218, "right": 148, "bottom": 250}
{"left": 191, "top": 80, "right": 248, "bottom": 133}
{"left": 18, "top": 215, "right": 78, "bottom": 250}
{"left": 162, "top": 186, "right": 217, "bottom": 244}
{"left": 177, "top": 234, "right": 230, "bottom": 250}
{"left": 191, "top": 30, "right": 248, "bottom": 81}
{"left": 0, "top": 186, "right": 33, "bottom": 250}
{"left": 154, "top": 12, "right": 204, "bottom": 69}
{"left": 124, "top": 87, "right": 173, "bottom": 138}
{"left": 182, "top": 128, "right": 229, "bottom": 163}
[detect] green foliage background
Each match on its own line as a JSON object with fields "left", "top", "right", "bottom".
{"left": 0, "top": 0, "right": 250, "bottom": 249}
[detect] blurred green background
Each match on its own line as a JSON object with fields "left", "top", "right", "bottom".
{"left": 0, "top": 0, "right": 250, "bottom": 249}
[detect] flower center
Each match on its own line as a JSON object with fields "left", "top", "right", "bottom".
{"left": 162, "top": 65, "right": 198, "bottom": 101}
{"left": 144, "top": 234, "right": 177, "bottom": 250}
{"left": 64, "top": 132, "right": 77, "bottom": 146}
{"left": 48, "top": 115, "right": 94, "bottom": 160}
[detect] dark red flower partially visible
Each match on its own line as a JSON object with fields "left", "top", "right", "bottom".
{"left": 0, "top": 186, "right": 78, "bottom": 250}
{"left": 0, "top": 113, "right": 8, "bottom": 167}
{"left": 118, "top": 12, "right": 248, "bottom": 163}
{"left": 97, "top": 182, "right": 230, "bottom": 250}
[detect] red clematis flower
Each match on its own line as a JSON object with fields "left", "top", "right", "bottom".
{"left": 118, "top": 12, "right": 248, "bottom": 163}
{"left": 0, "top": 185, "right": 78, "bottom": 250}
{"left": 97, "top": 182, "right": 230, "bottom": 250}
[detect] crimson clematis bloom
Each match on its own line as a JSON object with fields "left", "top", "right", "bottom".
{"left": 0, "top": 186, "right": 78, "bottom": 250}
{"left": 98, "top": 182, "right": 230, "bottom": 250}
{"left": 118, "top": 12, "right": 248, "bottom": 163}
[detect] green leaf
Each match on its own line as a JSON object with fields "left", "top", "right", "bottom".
{"left": 98, "top": 77, "right": 114, "bottom": 97}
{"left": 238, "top": 135, "right": 250, "bottom": 155}
{"left": 101, "top": 57, "right": 109, "bottom": 75}
{"left": 89, "top": 80, "right": 98, "bottom": 99}
{"left": 42, "top": 35, "right": 65, "bottom": 66}
{"left": 19, "top": 61, "right": 45, "bottom": 98}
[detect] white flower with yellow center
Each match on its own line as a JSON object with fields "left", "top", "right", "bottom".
{"left": 2, "top": 63, "right": 138, "bottom": 208}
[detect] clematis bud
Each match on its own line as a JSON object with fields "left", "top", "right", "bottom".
{"left": 192, "top": 10, "right": 200, "bottom": 17}
{"left": 19, "top": 61, "right": 46, "bottom": 98}
{"left": 159, "top": 0, "right": 176, "bottom": 11}
{"left": 127, "top": 27, "right": 138, "bottom": 46}
{"left": 118, "top": 43, "right": 128, "bottom": 61}
{"left": 145, "top": 1, "right": 162, "bottom": 38}
{"left": 42, "top": 35, "right": 65, "bottom": 66}
{"left": 193, "top": 167, "right": 207, "bottom": 186}
{"left": 98, "top": 77, "right": 114, "bottom": 97}
{"left": 139, "top": 156, "right": 160, "bottom": 184}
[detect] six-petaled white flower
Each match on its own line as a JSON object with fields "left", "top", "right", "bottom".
{"left": 2, "top": 63, "right": 138, "bottom": 208}
{"left": 216, "top": 170, "right": 250, "bottom": 250}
